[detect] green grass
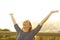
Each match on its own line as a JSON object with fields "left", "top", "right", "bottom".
{"left": 0, "top": 35, "right": 60, "bottom": 40}
{"left": 35, "top": 36, "right": 60, "bottom": 40}
{"left": 0, "top": 35, "right": 16, "bottom": 40}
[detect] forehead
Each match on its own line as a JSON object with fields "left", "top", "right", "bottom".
{"left": 23, "top": 21, "right": 29, "bottom": 24}
{"left": 23, "top": 20, "right": 30, "bottom": 23}
{"left": 23, "top": 21, "right": 31, "bottom": 25}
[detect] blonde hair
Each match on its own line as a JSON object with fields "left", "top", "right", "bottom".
{"left": 22, "top": 20, "right": 35, "bottom": 39}
{"left": 22, "top": 20, "right": 32, "bottom": 31}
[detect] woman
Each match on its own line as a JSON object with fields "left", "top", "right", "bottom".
{"left": 10, "top": 10, "right": 58, "bottom": 40}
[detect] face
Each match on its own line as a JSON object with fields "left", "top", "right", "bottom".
{"left": 23, "top": 20, "right": 32, "bottom": 32}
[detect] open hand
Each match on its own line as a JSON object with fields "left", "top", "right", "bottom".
{"left": 50, "top": 10, "right": 58, "bottom": 13}
{"left": 10, "top": 13, "right": 13, "bottom": 15}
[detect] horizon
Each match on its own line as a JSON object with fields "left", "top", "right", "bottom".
{"left": 0, "top": 0, "right": 60, "bottom": 32}
{"left": 0, "top": 21, "right": 60, "bottom": 32}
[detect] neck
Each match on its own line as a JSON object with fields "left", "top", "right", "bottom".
{"left": 22, "top": 29, "right": 29, "bottom": 32}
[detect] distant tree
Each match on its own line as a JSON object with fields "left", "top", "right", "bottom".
{"left": 2, "top": 29, "right": 10, "bottom": 31}
{"left": 58, "top": 31, "right": 60, "bottom": 32}
{"left": 0, "top": 29, "right": 2, "bottom": 31}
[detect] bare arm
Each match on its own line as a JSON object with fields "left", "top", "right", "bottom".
{"left": 10, "top": 14, "right": 16, "bottom": 25}
{"left": 10, "top": 13, "right": 21, "bottom": 32}
{"left": 30, "top": 10, "right": 58, "bottom": 36}
{"left": 40, "top": 10, "right": 58, "bottom": 26}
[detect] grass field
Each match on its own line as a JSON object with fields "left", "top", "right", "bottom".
{"left": 0, "top": 32, "right": 60, "bottom": 40}
{"left": 0, "top": 35, "right": 60, "bottom": 40}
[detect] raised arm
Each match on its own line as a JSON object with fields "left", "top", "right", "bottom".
{"left": 31, "top": 10, "right": 58, "bottom": 36}
{"left": 10, "top": 13, "right": 17, "bottom": 25}
{"left": 40, "top": 10, "right": 58, "bottom": 26}
{"left": 10, "top": 13, "right": 21, "bottom": 32}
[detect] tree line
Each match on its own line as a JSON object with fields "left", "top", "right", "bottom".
{"left": 0, "top": 29, "right": 10, "bottom": 31}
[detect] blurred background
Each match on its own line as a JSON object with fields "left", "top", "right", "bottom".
{"left": 0, "top": 0, "right": 60, "bottom": 40}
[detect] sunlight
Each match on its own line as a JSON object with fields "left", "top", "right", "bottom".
{"left": 0, "top": 0, "right": 60, "bottom": 32}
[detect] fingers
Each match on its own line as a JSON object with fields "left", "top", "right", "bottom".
{"left": 53, "top": 10, "right": 58, "bottom": 13}
{"left": 51, "top": 10, "right": 59, "bottom": 13}
{"left": 10, "top": 13, "right": 13, "bottom": 15}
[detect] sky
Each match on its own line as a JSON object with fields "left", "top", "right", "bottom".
{"left": 0, "top": 0, "right": 60, "bottom": 32}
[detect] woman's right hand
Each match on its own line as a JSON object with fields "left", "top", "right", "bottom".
{"left": 50, "top": 10, "right": 58, "bottom": 14}
{"left": 10, "top": 13, "right": 13, "bottom": 16}
{"left": 9, "top": 13, "right": 16, "bottom": 24}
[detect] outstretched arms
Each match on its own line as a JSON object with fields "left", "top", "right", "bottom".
{"left": 40, "top": 10, "right": 58, "bottom": 26}
{"left": 10, "top": 14, "right": 17, "bottom": 25}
